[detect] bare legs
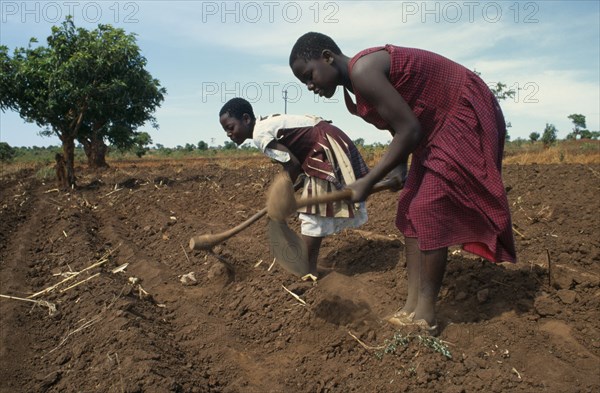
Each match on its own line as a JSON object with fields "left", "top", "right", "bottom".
{"left": 302, "top": 235, "right": 323, "bottom": 276}
{"left": 400, "top": 237, "right": 421, "bottom": 314}
{"left": 302, "top": 234, "right": 448, "bottom": 326}
{"left": 398, "top": 237, "right": 448, "bottom": 326}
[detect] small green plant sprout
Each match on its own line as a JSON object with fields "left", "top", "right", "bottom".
{"left": 417, "top": 335, "right": 453, "bottom": 359}
{"left": 381, "top": 331, "right": 411, "bottom": 356}
{"left": 372, "top": 331, "right": 452, "bottom": 360}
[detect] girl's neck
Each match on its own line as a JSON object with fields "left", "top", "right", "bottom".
{"left": 335, "top": 54, "right": 352, "bottom": 91}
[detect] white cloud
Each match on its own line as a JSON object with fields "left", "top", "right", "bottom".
{"left": 502, "top": 70, "right": 600, "bottom": 137}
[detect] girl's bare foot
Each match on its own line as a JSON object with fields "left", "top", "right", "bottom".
{"left": 387, "top": 309, "right": 415, "bottom": 326}
{"left": 386, "top": 313, "right": 439, "bottom": 336}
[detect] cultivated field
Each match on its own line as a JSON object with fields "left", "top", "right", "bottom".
{"left": 1, "top": 157, "right": 599, "bottom": 392}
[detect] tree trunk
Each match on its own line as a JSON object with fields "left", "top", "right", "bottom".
{"left": 59, "top": 107, "right": 86, "bottom": 188}
{"left": 82, "top": 135, "right": 109, "bottom": 169}
{"left": 61, "top": 136, "right": 77, "bottom": 188}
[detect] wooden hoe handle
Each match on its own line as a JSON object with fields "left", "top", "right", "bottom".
{"left": 294, "top": 180, "right": 397, "bottom": 210}
{"left": 189, "top": 207, "right": 267, "bottom": 250}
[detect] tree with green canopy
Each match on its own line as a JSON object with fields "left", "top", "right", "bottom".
{"left": 541, "top": 123, "right": 558, "bottom": 148}
{"left": 566, "top": 114, "right": 587, "bottom": 140}
{"left": 0, "top": 142, "right": 16, "bottom": 162}
{"left": 223, "top": 141, "right": 238, "bottom": 150}
{"left": 0, "top": 17, "right": 165, "bottom": 186}
{"left": 197, "top": 140, "right": 208, "bottom": 150}
{"left": 529, "top": 132, "right": 540, "bottom": 143}
{"left": 117, "top": 131, "right": 153, "bottom": 158}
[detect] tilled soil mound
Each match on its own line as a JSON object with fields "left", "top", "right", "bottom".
{"left": 1, "top": 159, "right": 598, "bottom": 393}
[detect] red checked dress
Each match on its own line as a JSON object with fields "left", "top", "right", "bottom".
{"left": 344, "top": 45, "right": 516, "bottom": 263}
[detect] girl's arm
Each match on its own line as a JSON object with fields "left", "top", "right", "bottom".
{"left": 346, "top": 50, "right": 423, "bottom": 201}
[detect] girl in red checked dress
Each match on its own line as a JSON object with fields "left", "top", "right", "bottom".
{"left": 289, "top": 32, "right": 517, "bottom": 334}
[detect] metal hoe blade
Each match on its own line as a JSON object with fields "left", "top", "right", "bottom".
{"left": 267, "top": 220, "right": 309, "bottom": 277}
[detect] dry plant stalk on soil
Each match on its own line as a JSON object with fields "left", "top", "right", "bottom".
{"left": 28, "top": 245, "right": 121, "bottom": 299}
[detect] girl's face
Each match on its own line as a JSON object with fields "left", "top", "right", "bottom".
{"left": 220, "top": 112, "right": 252, "bottom": 145}
{"left": 291, "top": 56, "right": 338, "bottom": 99}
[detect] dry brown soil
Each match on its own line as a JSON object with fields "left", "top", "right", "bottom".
{"left": 1, "top": 158, "right": 599, "bottom": 393}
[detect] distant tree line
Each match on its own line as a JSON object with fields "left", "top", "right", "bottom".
{"left": 522, "top": 114, "right": 599, "bottom": 149}
{"left": 2, "top": 35, "right": 598, "bottom": 172}
{"left": 0, "top": 141, "right": 265, "bottom": 162}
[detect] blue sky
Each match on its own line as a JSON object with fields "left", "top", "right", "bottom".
{"left": 1, "top": 0, "right": 599, "bottom": 148}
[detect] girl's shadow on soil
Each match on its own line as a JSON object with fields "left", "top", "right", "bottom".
{"left": 320, "top": 240, "right": 542, "bottom": 327}
{"left": 320, "top": 238, "right": 403, "bottom": 275}
{"left": 313, "top": 296, "right": 375, "bottom": 326}
{"left": 439, "top": 255, "right": 543, "bottom": 324}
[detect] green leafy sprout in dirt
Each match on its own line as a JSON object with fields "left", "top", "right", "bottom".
{"left": 373, "top": 331, "right": 453, "bottom": 360}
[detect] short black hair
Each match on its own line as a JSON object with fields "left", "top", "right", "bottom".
{"left": 289, "top": 32, "right": 342, "bottom": 67}
{"left": 219, "top": 97, "right": 256, "bottom": 121}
